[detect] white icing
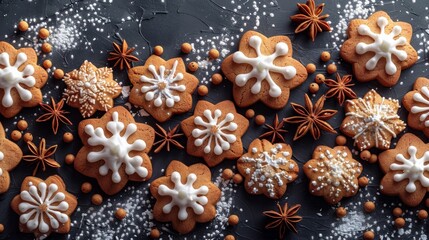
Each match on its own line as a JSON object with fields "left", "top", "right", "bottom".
{"left": 411, "top": 86, "right": 429, "bottom": 127}
{"left": 390, "top": 146, "right": 429, "bottom": 193}
{"left": 192, "top": 109, "right": 238, "bottom": 155}
{"left": 85, "top": 111, "right": 148, "bottom": 183}
{"left": 18, "top": 182, "right": 69, "bottom": 234}
{"left": 158, "top": 171, "right": 209, "bottom": 221}
{"left": 0, "top": 150, "right": 3, "bottom": 177}
{"left": 0, "top": 52, "right": 35, "bottom": 107}
{"left": 140, "top": 60, "right": 186, "bottom": 108}
{"left": 356, "top": 17, "right": 407, "bottom": 75}
{"left": 232, "top": 35, "right": 296, "bottom": 97}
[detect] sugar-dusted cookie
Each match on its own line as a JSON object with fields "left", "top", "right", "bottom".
{"left": 150, "top": 160, "right": 221, "bottom": 234}
{"left": 304, "top": 145, "right": 362, "bottom": 204}
{"left": 63, "top": 60, "right": 122, "bottom": 118}
{"left": 221, "top": 30, "right": 307, "bottom": 109}
{"left": 74, "top": 106, "right": 154, "bottom": 195}
{"left": 181, "top": 100, "right": 249, "bottom": 167}
{"left": 237, "top": 139, "right": 299, "bottom": 199}
{"left": 403, "top": 77, "right": 429, "bottom": 137}
{"left": 10, "top": 175, "right": 77, "bottom": 239}
{"left": 340, "top": 11, "right": 417, "bottom": 87}
{"left": 340, "top": 89, "right": 406, "bottom": 150}
{"left": 0, "top": 41, "right": 48, "bottom": 118}
{"left": 379, "top": 133, "right": 429, "bottom": 207}
{"left": 0, "top": 122, "right": 22, "bottom": 194}
{"left": 128, "top": 55, "right": 199, "bottom": 122}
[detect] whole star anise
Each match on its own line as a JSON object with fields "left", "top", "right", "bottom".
{"left": 108, "top": 39, "right": 139, "bottom": 70}
{"left": 23, "top": 138, "right": 60, "bottom": 176}
{"left": 324, "top": 73, "right": 357, "bottom": 106}
{"left": 259, "top": 114, "right": 287, "bottom": 143}
{"left": 154, "top": 124, "right": 184, "bottom": 153}
{"left": 36, "top": 97, "right": 72, "bottom": 135}
{"left": 263, "top": 203, "right": 302, "bottom": 239}
{"left": 290, "top": 0, "right": 331, "bottom": 41}
{"left": 284, "top": 94, "right": 337, "bottom": 140}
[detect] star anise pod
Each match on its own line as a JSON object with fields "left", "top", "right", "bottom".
{"left": 324, "top": 73, "right": 357, "bottom": 106}
{"left": 23, "top": 138, "right": 60, "bottom": 176}
{"left": 154, "top": 124, "right": 184, "bottom": 153}
{"left": 108, "top": 39, "right": 139, "bottom": 70}
{"left": 290, "top": 0, "right": 331, "bottom": 41}
{"left": 263, "top": 203, "right": 303, "bottom": 239}
{"left": 36, "top": 97, "right": 73, "bottom": 135}
{"left": 259, "top": 114, "right": 287, "bottom": 143}
{"left": 284, "top": 94, "right": 337, "bottom": 140}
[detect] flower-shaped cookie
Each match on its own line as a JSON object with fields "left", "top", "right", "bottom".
{"left": 403, "top": 77, "right": 429, "bottom": 137}
{"left": 304, "top": 145, "right": 362, "bottom": 204}
{"left": 10, "top": 175, "right": 77, "bottom": 239}
{"left": 340, "top": 89, "right": 406, "bottom": 150}
{"left": 0, "top": 41, "right": 48, "bottom": 118}
{"left": 237, "top": 139, "right": 299, "bottom": 199}
{"left": 63, "top": 60, "right": 122, "bottom": 118}
{"left": 0, "top": 122, "right": 22, "bottom": 194}
{"left": 340, "top": 11, "right": 417, "bottom": 87}
{"left": 150, "top": 160, "right": 221, "bottom": 234}
{"left": 75, "top": 106, "right": 154, "bottom": 195}
{"left": 181, "top": 100, "right": 249, "bottom": 167}
{"left": 221, "top": 30, "right": 307, "bottom": 109}
{"left": 379, "top": 133, "right": 429, "bottom": 207}
{"left": 128, "top": 55, "right": 199, "bottom": 122}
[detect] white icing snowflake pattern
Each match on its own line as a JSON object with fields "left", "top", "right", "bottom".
{"left": 0, "top": 150, "right": 3, "bottom": 177}
{"left": 85, "top": 111, "right": 148, "bottom": 183}
{"left": 158, "top": 171, "right": 209, "bottom": 221}
{"left": 140, "top": 60, "right": 186, "bottom": 108}
{"left": 0, "top": 52, "right": 35, "bottom": 107}
{"left": 18, "top": 182, "right": 69, "bottom": 234}
{"left": 390, "top": 146, "right": 429, "bottom": 193}
{"left": 411, "top": 86, "right": 429, "bottom": 127}
{"left": 192, "top": 109, "right": 238, "bottom": 155}
{"left": 232, "top": 35, "right": 297, "bottom": 98}
{"left": 356, "top": 17, "right": 407, "bottom": 75}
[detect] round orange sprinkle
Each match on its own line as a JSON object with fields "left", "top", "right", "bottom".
{"left": 209, "top": 49, "right": 220, "bottom": 59}
{"left": 360, "top": 150, "right": 371, "bottom": 161}
{"left": 188, "top": 62, "right": 199, "bottom": 72}
{"left": 153, "top": 45, "right": 163, "bottom": 56}
{"left": 65, "top": 154, "right": 75, "bottom": 165}
{"left": 197, "top": 85, "right": 209, "bottom": 96}
{"left": 363, "top": 230, "right": 375, "bottom": 240}
{"left": 18, "top": 20, "right": 29, "bottom": 32}
{"left": 394, "top": 217, "right": 405, "bottom": 228}
{"left": 17, "top": 119, "right": 28, "bottom": 131}
{"left": 392, "top": 207, "right": 403, "bottom": 217}
{"left": 222, "top": 168, "right": 234, "bottom": 180}
{"left": 315, "top": 73, "right": 325, "bottom": 84}
{"left": 150, "top": 228, "right": 160, "bottom": 239}
{"left": 38, "top": 28, "right": 50, "bottom": 39}
{"left": 228, "top": 214, "right": 239, "bottom": 226}
{"left": 115, "top": 208, "right": 127, "bottom": 220}
{"left": 358, "top": 176, "right": 369, "bottom": 187}
{"left": 369, "top": 154, "right": 378, "bottom": 164}
{"left": 320, "top": 51, "right": 331, "bottom": 62}
{"left": 211, "top": 73, "right": 223, "bottom": 85}
{"left": 309, "top": 83, "right": 319, "bottom": 93}
{"left": 245, "top": 109, "right": 255, "bottom": 119}
{"left": 232, "top": 174, "right": 243, "bottom": 184}
{"left": 181, "top": 43, "right": 192, "bottom": 54}
{"left": 255, "top": 115, "right": 265, "bottom": 125}
{"left": 326, "top": 63, "right": 337, "bottom": 74}
{"left": 23, "top": 132, "right": 33, "bottom": 142}
{"left": 363, "top": 201, "right": 375, "bottom": 213}
{"left": 306, "top": 63, "right": 316, "bottom": 74}
{"left": 11, "top": 130, "right": 22, "bottom": 141}
{"left": 224, "top": 235, "right": 235, "bottom": 240}
{"left": 81, "top": 182, "right": 92, "bottom": 193}
{"left": 418, "top": 209, "right": 428, "bottom": 220}
{"left": 91, "top": 194, "right": 103, "bottom": 205}
{"left": 336, "top": 207, "right": 347, "bottom": 218}
{"left": 53, "top": 69, "right": 64, "bottom": 80}
{"left": 335, "top": 135, "right": 347, "bottom": 146}
{"left": 63, "top": 132, "right": 74, "bottom": 143}
{"left": 41, "top": 43, "right": 52, "bottom": 53}
{"left": 0, "top": 223, "right": 4, "bottom": 233}
{"left": 42, "top": 59, "right": 52, "bottom": 69}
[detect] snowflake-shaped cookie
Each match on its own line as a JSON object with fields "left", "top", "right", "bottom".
{"left": 63, "top": 60, "right": 122, "bottom": 118}
{"left": 181, "top": 100, "right": 249, "bottom": 167}
{"left": 0, "top": 41, "right": 48, "bottom": 118}
{"left": 150, "top": 161, "right": 221, "bottom": 234}
{"left": 11, "top": 175, "right": 77, "bottom": 239}
{"left": 0, "top": 122, "right": 22, "bottom": 194}
{"left": 340, "top": 89, "right": 406, "bottom": 150}
{"left": 222, "top": 30, "right": 307, "bottom": 109}
{"left": 304, "top": 145, "right": 362, "bottom": 204}
{"left": 129, "top": 55, "right": 198, "bottom": 122}
{"left": 75, "top": 106, "right": 155, "bottom": 195}
{"left": 340, "top": 11, "right": 417, "bottom": 87}
{"left": 403, "top": 77, "right": 429, "bottom": 137}
{"left": 379, "top": 133, "right": 429, "bottom": 206}
{"left": 237, "top": 139, "right": 299, "bottom": 199}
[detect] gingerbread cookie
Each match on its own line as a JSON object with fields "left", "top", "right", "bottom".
{"left": 340, "top": 89, "right": 405, "bottom": 150}
{"left": 237, "top": 139, "right": 299, "bottom": 199}
{"left": 181, "top": 100, "right": 249, "bottom": 167}
{"left": 150, "top": 160, "right": 221, "bottom": 234}
{"left": 403, "top": 77, "right": 429, "bottom": 137}
{"left": 74, "top": 106, "right": 154, "bottom": 195}
{"left": 0, "top": 122, "right": 22, "bottom": 194}
{"left": 0, "top": 41, "right": 48, "bottom": 118}
{"left": 128, "top": 55, "right": 199, "bottom": 122}
{"left": 221, "top": 30, "right": 307, "bottom": 109}
{"left": 379, "top": 133, "right": 429, "bottom": 207}
{"left": 340, "top": 11, "right": 417, "bottom": 87}
{"left": 63, "top": 60, "right": 122, "bottom": 118}
{"left": 10, "top": 175, "right": 77, "bottom": 239}
{"left": 304, "top": 145, "right": 362, "bottom": 204}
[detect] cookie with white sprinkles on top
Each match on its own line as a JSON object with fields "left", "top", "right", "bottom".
{"left": 402, "top": 77, "right": 429, "bottom": 137}
{"left": 0, "top": 122, "right": 23, "bottom": 194}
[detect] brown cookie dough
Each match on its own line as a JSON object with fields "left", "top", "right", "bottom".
{"left": 0, "top": 122, "right": 22, "bottom": 194}
{"left": 402, "top": 77, "right": 429, "bottom": 137}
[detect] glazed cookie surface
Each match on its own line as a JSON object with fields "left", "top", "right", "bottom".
{"left": 0, "top": 122, "right": 22, "bottom": 194}
{"left": 221, "top": 30, "right": 307, "bottom": 109}
{"left": 402, "top": 77, "right": 429, "bottom": 137}
{"left": 340, "top": 11, "right": 417, "bottom": 87}
{"left": 74, "top": 106, "right": 154, "bottom": 195}
{"left": 0, "top": 41, "right": 48, "bottom": 118}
